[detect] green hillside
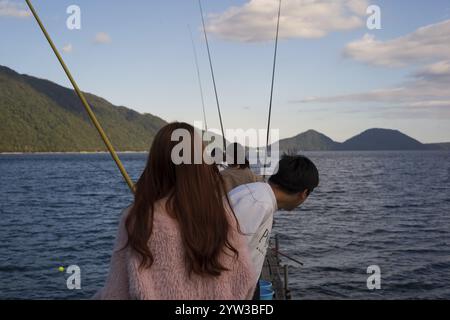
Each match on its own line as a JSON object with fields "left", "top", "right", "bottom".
{"left": 1, "top": 65, "right": 448, "bottom": 153}
{"left": 0, "top": 65, "right": 166, "bottom": 152}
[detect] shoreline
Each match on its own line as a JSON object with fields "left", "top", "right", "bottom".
{"left": 0, "top": 151, "right": 148, "bottom": 155}
{"left": 1, "top": 149, "right": 448, "bottom": 155}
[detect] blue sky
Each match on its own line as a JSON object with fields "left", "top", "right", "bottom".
{"left": 1, "top": 0, "right": 450, "bottom": 144}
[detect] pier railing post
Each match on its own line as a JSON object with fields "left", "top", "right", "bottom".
{"left": 283, "top": 264, "right": 292, "bottom": 300}
{"left": 275, "top": 234, "right": 280, "bottom": 263}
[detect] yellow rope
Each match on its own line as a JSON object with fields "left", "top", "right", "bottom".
{"left": 25, "top": 0, "right": 135, "bottom": 193}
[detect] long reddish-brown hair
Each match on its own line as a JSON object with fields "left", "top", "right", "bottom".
{"left": 125, "top": 122, "right": 239, "bottom": 277}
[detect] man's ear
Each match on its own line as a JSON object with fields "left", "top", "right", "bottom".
{"left": 299, "top": 189, "right": 308, "bottom": 201}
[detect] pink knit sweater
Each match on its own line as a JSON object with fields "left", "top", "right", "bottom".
{"left": 93, "top": 200, "right": 257, "bottom": 300}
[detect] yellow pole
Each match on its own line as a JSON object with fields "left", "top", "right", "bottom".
{"left": 25, "top": 0, "right": 135, "bottom": 193}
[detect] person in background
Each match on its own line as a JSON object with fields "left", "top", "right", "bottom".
{"left": 228, "top": 154, "right": 319, "bottom": 287}
{"left": 94, "top": 122, "right": 256, "bottom": 299}
{"left": 221, "top": 142, "right": 262, "bottom": 193}
{"left": 210, "top": 147, "right": 226, "bottom": 171}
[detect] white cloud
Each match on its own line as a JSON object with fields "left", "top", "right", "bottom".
{"left": 205, "top": 0, "right": 369, "bottom": 42}
{"left": 62, "top": 43, "right": 73, "bottom": 53}
{"left": 0, "top": 0, "right": 31, "bottom": 18}
{"left": 93, "top": 32, "right": 112, "bottom": 44}
{"left": 294, "top": 60, "right": 450, "bottom": 118}
{"left": 296, "top": 19, "right": 450, "bottom": 119}
{"left": 414, "top": 60, "right": 450, "bottom": 80}
{"left": 344, "top": 19, "right": 450, "bottom": 67}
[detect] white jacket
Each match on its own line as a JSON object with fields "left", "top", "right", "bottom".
{"left": 228, "top": 182, "right": 277, "bottom": 277}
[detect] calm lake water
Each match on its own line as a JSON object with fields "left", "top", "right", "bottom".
{"left": 0, "top": 151, "right": 449, "bottom": 299}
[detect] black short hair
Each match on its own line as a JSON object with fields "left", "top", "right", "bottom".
{"left": 268, "top": 154, "right": 319, "bottom": 195}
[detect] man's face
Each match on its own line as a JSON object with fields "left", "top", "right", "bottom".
{"left": 285, "top": 190, "right": 309, "bottom": 211}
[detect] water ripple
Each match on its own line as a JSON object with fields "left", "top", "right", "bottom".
{"left": 1, "top": 151, "right": 450, "bottom": 299}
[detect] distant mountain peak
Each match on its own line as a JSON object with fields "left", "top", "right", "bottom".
{"left": 279, "top": 129, "right": 338, "bottom": 151}
{"left": 361, "top": 128, "right": 401, "bottom": 134}
{"left": 303, "top": 129, "right": 322, "bottom": 135}
{"left": 277, "top": 127, "right": 446, "bottom": 152}
{"left": 340, "top": 128, "right": 425, "bottom": 151}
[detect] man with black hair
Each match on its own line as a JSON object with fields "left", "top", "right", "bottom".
{"left": 228, "top": 154, "right": 319, "bottom": 282}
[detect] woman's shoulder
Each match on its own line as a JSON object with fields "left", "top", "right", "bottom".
{"left": 118, "top": 201, "right": 180, "bottom": 236}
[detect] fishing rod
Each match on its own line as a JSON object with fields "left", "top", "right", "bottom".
{"left": 263, "top": 0, "right": 282, "bottom": 179}
{"left": 198, "top": 0, "right": 227, "bottom": 153}
{"left": 271, "top": 247, "right": 304, "bottom": 266}
{"left": 188, "top": 25, "right": 208, "bottom": 133}
{"left": 24, "top": 0, "right": 135, "bottom": 193}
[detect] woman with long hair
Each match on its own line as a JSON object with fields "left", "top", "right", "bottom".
{"left": 94, "top": 122, "right": 256, "bottom": 299}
